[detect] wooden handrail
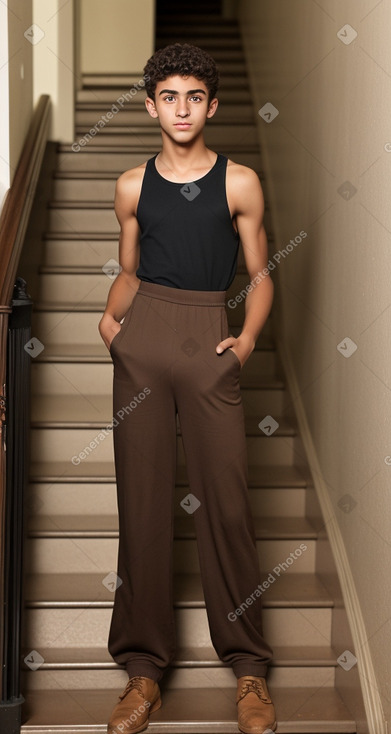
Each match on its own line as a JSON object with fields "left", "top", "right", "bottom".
{"left": 0, "top": 93, "right": 51, "bottom": 720}
{"left": 0, "top": 94, "right": 51, "bottom": 309}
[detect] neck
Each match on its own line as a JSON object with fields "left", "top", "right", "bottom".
{"left": 158, "top": 133, "right": 215, "bottom": 174}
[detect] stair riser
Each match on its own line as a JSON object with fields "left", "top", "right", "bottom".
{"left": 51, "top": 182, "right": 116, "bottom": 204}
{"left": 46, "top": 208, "right": 270, "bottom": 235}
{"left": 75, "top": 107, "right": 255, "bottom": 127}
{"left": 23, "top": 606, "right": 330, "bottom": 652}
{"left": 31, "top": 310, "right": 273, "bottom": 345}
{"left": 76, "top": 76, "right": 249, "bottom": 94}
{"left": 48, "top": 210, "right": 118, "bottom": 234}
{"left": 27, "top": 483, "right": 306, "bottom": 518}
{"left": 50, "top": 176, "right": 265, "bottom": 204}
{"left": 156, "top": 27, "right": 241, "bottom": 38}
{"left": 71, "top": 127, "right": 258, "bottom": 149}
{"left": 25, "top": 538, "right": 315, "bottom": 575}
{"left": 30, "top": 389, "right": 283, "bottom": 419}
{"left": 42, "top": 240, "right": 262, "bottom": 272}
{"left": 21, "top": 665, "right": 335, "bottom": 691}
{"left": 39, "top": 244, "right": 271, "bottom": 284}
{"left": 154, "top": 38, "right": 242, "bottom": 49}
{"left": 79, "top": 68, "right": 249, "bottom": 89}
{"left": 75, "top": 107, "right": 256, "bottom": 127}
{"left": 77, "top": 87, "right": 250, "bottom": 105}
{"left": 157, "top": 2, "right": 221, "bottom": 10}
{"left": 156, "top": 15, "right": 237, "bottom": 22}
{"left": 30, "top": 354, "right": 277, "bottom": 395}
{"left": 156, "top": 35, "right": 242, "bottom": 45}
{"left": 82, "top": 62, "right": 247, "bottom": 79}
{"left": 37, "top": 271, "right": 272, "bottom": 315}
{"left": 57, "top": 151, "right": 260, "bottom": 173}
{"left": 30, "top": 430, "right": 297, "bottom": 465}
{"left": 157, "top": 49, "right": 245, "bottom": 62}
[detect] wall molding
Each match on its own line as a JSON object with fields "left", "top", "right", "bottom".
{"left": 276, "top": 335, "right": 387, "bottom": 734}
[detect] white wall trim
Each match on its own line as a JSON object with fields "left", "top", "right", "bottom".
{"left": 277, "top": 334, "right": 387, "bottom": 734}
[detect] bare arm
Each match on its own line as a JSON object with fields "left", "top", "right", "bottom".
{"left": 217, "top": 166, "right": 274, "bottom": 366}
{"left": 98, "top": 169, "right": 142, "bottom": 350}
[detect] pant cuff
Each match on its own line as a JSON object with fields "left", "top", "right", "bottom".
{"left": 125, "top": 663, "right": 163, "bottom": 683}
{"left": 233, "top": 664, "right": 269, "bottom": 679}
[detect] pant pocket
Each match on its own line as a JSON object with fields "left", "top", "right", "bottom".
{"left": 109, "top": 295, "right": 138, "bottom": 357}
{"left": 220, "top": 307, "right": 242, "bottom": 370}
{"left": 226, "top": 346, "right": 242, "bottom": 369}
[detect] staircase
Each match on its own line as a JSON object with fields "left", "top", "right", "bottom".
{"left": 20, "top": 5, "right": 359, "bottom": 733}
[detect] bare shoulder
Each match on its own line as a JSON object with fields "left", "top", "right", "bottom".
{"left": 115, "top": 161, "right": 148, "bottom": 213}
{"left": 226, "top": 158, "right": 262, "bottom": 189}
{"left": 226, "top": 158, "right": 264, "bottom": 212}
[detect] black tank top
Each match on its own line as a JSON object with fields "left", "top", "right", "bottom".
{"left": 135, "top": 152, "right": 240, "bottom": 291}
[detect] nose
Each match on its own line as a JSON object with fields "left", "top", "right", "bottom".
{"left": 176, "top": 99, "right": 190, "bottom": 117}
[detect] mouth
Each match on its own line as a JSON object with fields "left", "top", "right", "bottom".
{"left": 174, "top": 123, "right": 192, "bottom": 128}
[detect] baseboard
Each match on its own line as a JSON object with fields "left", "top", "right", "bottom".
{"left": 276, "top": 334, "right": 387, "bottom": 734}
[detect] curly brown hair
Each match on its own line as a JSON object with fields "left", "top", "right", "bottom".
{"left": 143, "top": 43, "right": 220, "bottom": 104}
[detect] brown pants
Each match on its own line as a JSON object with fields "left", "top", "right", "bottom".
{"left": 108, "top": 280, "right": 273, "bottom": 682}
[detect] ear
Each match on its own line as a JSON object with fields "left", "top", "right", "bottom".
{"left": 206, "top": 97, "right": 219, "bottom": 120}
{"left": 145, "top": 96, "right": 159, "bottom": 119}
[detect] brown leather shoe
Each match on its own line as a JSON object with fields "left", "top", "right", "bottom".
{"left": 107, "top": 675, "right": 162, "bottom": 734}
{"left": 236, "top": 676, "right": 277, "bottom": 733}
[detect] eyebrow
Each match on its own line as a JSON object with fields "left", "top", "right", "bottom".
{"left": 158, "top": 88, "right": 207, "bottom": 96}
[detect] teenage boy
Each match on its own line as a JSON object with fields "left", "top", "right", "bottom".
{"left": 99, "top": 42, "right": 277, "bottom": 734}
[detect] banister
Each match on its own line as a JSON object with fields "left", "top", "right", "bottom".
{"left": 0, "top": 94, "right": 51, "bottom": 307}
{"left": 0, "top": 93, "right": 51, "bottom": 733}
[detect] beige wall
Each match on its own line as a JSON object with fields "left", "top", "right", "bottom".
{"left": 80, "top": 0, "right": 155, "bottom": 74}
{"left": 1, "top": 0, "right": 75, "bottom": 202}
{"left": 6, "top": 0, "right": 33, "bottom": 189}
{"left": 32, "top": 0, "right": 74, "bottom": 142}
{"left": 3, "top": 0, "right": 156, "bottom": 171}
{"left": 238, "top": 0, "right": 391, "bottom": 731}
{"left": 0, "top": 1, "right": 11, "bottom": 205}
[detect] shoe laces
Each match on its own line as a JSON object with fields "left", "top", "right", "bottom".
{"left": 119, "top": 675, "right": 146, "bottom": 702}
{"left": 237, "top": 677, "right": 271, "bottom": 704}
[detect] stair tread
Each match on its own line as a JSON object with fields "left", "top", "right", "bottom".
{"left": 157, "top": 28, "right": 240, "bottom": 36}
{"left": 75, "top": 107, "right": 256, "bottom": 123}
{"left": 73, "top": 133, "right": 256, "bottom": 146}
{"left": 21, "top": 645, "right": 339, "bottom": 667}
{"left": 28, "top": 515, "right": 316, "bottom": 539}
{"left": 155, "top": 16, "right": 237, "bottom": 25}
{"left": 29, "top": 462, "right": 310, "bottom": 486}
{"left": 47, "top": 196, "right": 268, "bottom": 211}
{"left": 58, "top": 142, "right": 259, "bottom": 152}
{"left": 154, "top": 37, "right": 243, "bottom": 47}
{"left": 29, "top": 336, "right": 275, "bottom": 361}
{"left": 20, "top": 686, "right": 356, "bottom": 731}
{"left": 76, "top": 91, "right": 251, "bottom": 104}
{"left": 24, "top": 571, "right": 332, "bottom": 607}
{"left": 39, "top": 260, "right": 269, "bottom": 273}
{"left": 52, "top": 170, "right": 266, "bottom": 182}
{"left": 30, "top": 397, "right": 291, "bottom": 428}
{"left": 77, "top": 96, "right": 249, "bottom": 107}
{"left": 35, "top": 297, "right": 278, "bottom": 311}
{"left": 37, "top": 262, "right": 263, "bottom": 278}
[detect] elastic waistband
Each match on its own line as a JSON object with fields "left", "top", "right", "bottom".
{"left": 136, "top": 280, "right": 227, "bottom": 306}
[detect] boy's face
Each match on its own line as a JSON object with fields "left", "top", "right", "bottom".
{"left": 145, "top": 74, "right": 218, "bottom": 141}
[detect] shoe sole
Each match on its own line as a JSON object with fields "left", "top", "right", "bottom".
{"left": 108, "top": 696, "right": 162, "bottom": 734}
